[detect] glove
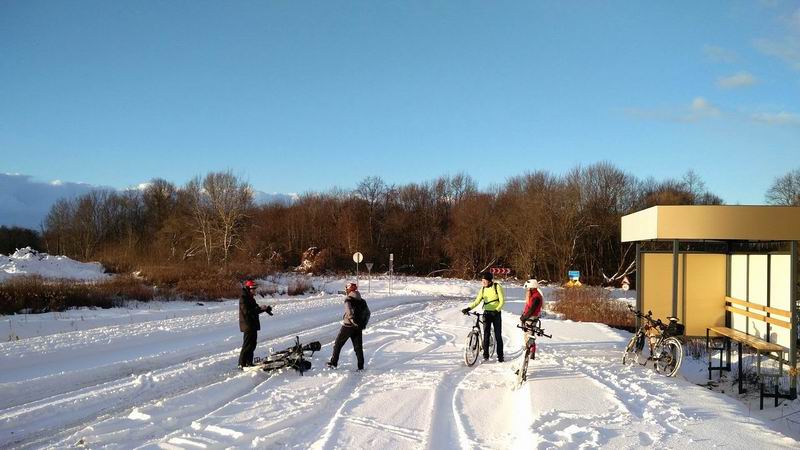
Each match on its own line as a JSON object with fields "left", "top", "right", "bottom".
{"left": 461, "top": 308, "right": 470, "bottom": 315}
{"left": 264, "top": 305, "right": 273, "bottom": 316}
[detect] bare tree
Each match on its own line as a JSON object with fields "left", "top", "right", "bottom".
{"left": 766, "top": 168, "right": 800, "bottom": 206}
{"left": 203, "top": 171, "right": 254, "bottom": 264}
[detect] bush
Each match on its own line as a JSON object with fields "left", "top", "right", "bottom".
{"left": 175, "top": 274, "right": 240, "bottom": 300}
{"left": 287, "top": 278, "right": 314, "bottom": 296}
{"left": 0, "top": 275, "right": 155, "bottom": 314}
{"left": 552, "top": 286, "right": 635, "bottom": 330}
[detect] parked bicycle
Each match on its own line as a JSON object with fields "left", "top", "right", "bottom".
{"left": 515, "top": 318, "right": 552, "bottom": 387}
{"left": 253, "top": 336, "right": 322, "bottom": 375}
{"left": 622, "top": 305, "right": 684, "bottom": 377}
{"left": 463, "top": 311, "right": 496, "bottom": 366}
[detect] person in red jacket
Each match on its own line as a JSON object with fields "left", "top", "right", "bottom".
{"left": 520, "top": 279, "right": 544, "bottom": 361}
{"left": 520, "top": 279, "right": 543, "bottom": 322}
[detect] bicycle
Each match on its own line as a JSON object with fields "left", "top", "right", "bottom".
{"left": 515, "top": 318, "right": 552, "bottom": 387}
{"left": 463, "top": 311, "right": 496, "bottom": 366}
{"left": 253, "top": 336, "right": 322, "bottom": 375}
{"left": 622, "top": 305, "right": 684, "bottom": 377}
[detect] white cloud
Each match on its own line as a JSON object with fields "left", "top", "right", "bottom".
{"left": 0, "top": 174, "right": 299, "bottom": 229}
{"left": 0, "top": 174, "right": 103, "bottom": 229}
{"left": 703, "top": 45, "right": 738, "bottom": 63}
{"left": 754, "top": 37, "right": 800, "bottom": 70}
{"left": 626, "top": 97, "right": 721, "bottom": 123}
{"left": 716, "top": 72, "right": 758, "bottom": 89}
{"left": 751, "top": 111, "right": 800, "bottom": 126}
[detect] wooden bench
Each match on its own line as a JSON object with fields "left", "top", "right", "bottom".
{"left": 706, "top": 297, "right": 791, "bottom": 408}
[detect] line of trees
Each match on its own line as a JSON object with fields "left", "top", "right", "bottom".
{"left": 32, "top": 163, "right": 735, "bottom": 285}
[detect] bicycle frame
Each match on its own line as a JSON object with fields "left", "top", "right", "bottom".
{"left": 624, "top": 306, "right": 683, "bottom": 376}
{"left": 261, "top": 336, "right": 321, "bottom": 375}
{"left": 515, "top": 319, "right": 551, "bottom": 387}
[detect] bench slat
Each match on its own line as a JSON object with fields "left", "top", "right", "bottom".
{"left": 724, "top": 306, "right": 792, "bottom": 329}
{"left": 708, "top": 327, "right": 788, "bottom": 352}
{"left": 725, "top": 296, "right": 791, "bottom": 318}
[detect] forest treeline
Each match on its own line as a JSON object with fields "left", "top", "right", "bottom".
{"left": 22, "top": 162, "right": 741, "bottom": 288}
{"left": 2, "top": 162, "right": 797, "bottom": 295}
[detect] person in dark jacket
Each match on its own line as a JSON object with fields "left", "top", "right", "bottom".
{"left": 327, "top": 282, "right": 366, "bottom": 370}
{"left": 238, "top": 279, "right": 273, "bottom": 368}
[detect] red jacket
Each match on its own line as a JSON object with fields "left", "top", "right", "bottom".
{"left": 521, "top": 289, "right": 543, "bottom": 321}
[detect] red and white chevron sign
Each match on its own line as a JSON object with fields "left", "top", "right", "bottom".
{"left": 489, "top": 267, "right": 511, "bottom": 275}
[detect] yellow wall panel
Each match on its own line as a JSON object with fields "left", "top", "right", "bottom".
{"left": 642, "top": 254, "right": 678, "bottom": 324}
{"left": 683, "top": 254, "right": 727, "bottom": 336}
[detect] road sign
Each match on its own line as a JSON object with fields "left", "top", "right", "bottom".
{"left": 622, "top": 276, "right": 630, "bottom": 291}
{"left": 365, "top": 263, "right": 373, "bottom": 271}
{"left": 489, "top": 268, "right": 511, "bottom": 275}
{"left": 353, "top": 252, "right": 364, "bottom": 263}
{"left": 568, "top": 270, "right": 580, "bottom": 281}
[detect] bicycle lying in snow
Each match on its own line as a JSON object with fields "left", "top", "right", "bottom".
{"left": 514, "top": 319, "right": 551, "bottom": 388}
{"left": 622, "top": 305, "right": 684, "bottom": 377}
{"left": 249, "top": 336, "right": 322, "bottom": 375}
{"left": 463, "top": 311, "right": 496, "bottom": 366}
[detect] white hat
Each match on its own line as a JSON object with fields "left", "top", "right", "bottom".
{"left": 523, "top": 279, "right": 539, "bottom": 289}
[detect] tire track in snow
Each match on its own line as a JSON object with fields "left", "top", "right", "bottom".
{"left": 544, "top": 341, "right": 691, "bottom": 446}
{"left": 2, "top": 302, "right": 425, "bottom": 449}
{"left": 304, "top": 302, "right": 457, "bottom": 450}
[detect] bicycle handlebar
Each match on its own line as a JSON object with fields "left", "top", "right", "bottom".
{"left": 516, "top": 323, "right": 552, "bottom": 339}
{"left": 627, "top": 305, "right": 668, "bottom": 329}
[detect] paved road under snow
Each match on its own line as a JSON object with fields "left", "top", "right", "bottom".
{"left": 1, "top": 278, "right": 798, "bottom": 449}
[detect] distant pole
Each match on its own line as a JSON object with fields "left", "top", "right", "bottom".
{"left": 353, "top": 252, "right": 364, "bottom": 285}
{"left": 366, "top": 263, "right": 374, "bottom": 294}
{"left": 389, "top": 253, "right": 394, "bottom": 295}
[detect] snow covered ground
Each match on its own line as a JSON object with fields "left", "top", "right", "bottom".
{"left": 0, "top": 247, "right": 110, "bottom": 282}
{"left": 1, "top": 277, "right": 799, "bottom": 449}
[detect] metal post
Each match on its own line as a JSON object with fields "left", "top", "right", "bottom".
{"left": 636, "top": 242, "right": 642, "bottom": 330}
{"left": 790, "top": 241, "right": 798, "bottom": 399}
{"left": 673, "top": 240, "right": 680, "bottom": 319}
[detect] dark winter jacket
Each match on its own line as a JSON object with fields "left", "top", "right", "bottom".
{"left": 239, "top": 289, "right": 265, "bottom": 332}
{"left": 342, "top": 291, "right": 366, "bottom": 328}
{"left": 521, "top": 289, "right": 543, "bottom": 322}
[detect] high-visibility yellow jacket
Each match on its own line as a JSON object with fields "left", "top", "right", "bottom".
{"left": 467, "top": 282, "right": 505, "bottom": 312}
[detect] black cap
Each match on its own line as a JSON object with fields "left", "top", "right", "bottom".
{"left": 481, "top": 272, "right": 493, "bottom": 281}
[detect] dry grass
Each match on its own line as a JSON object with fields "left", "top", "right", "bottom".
{"left": 0, "top": 275, "right": 155, "bottom": 314}
{"left": 551, "top": 286, "right": 635, "bottom": 330}
{"left": 287, "top": 278, "right": 314, "bottom": 296}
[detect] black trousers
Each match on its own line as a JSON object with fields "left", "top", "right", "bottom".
{"left": 330, "top": 326, "right": 364, "bottom": 369}
{"left": 239, "top": 330, "right": 257, "bottom": 367}
{"left": 483, "top": 311, "right": 504, "bottom": 360}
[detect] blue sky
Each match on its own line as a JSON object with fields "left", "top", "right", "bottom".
{"left": 1, "top": 0, "right": 799, "bottom": 227}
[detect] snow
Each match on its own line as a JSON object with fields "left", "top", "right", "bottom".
{"left": 0, "top": 247, "right": 109, "bottom": 282}
{"left": 1, "top": 277, "right": 798, "bottom": 449}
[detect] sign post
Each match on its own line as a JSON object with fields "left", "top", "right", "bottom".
{"left": 365, "top": 263, "right": 374, "bottom": 294}
{"left": 389, "top": 253, "right": 394, "bottom": 294}
{"left": 353, "top": 252, "right": 363, "bottom": 284}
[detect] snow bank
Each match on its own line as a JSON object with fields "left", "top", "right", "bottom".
{"left": 0, "top": 247, "right": 109, "bottom": 282}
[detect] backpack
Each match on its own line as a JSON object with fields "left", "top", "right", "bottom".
{"left": 354, "top": 299, "right": 371, "bottom": 330}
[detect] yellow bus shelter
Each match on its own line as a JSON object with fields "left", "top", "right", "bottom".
{"left": 622, "top": 205, "right": 799, "bottom": 398}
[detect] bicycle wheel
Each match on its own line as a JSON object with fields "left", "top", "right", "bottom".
{"left": 654, "top": 337, "right": 683, "bottom": 377}
{"left": 464, "top": 331, "right": 480, "bottom": 366}
{"left": 262, "top": 359, "right": 288, "bottom": 371}
{"left": 516, "top": 346, "right": 530, "bottom": 387}
{"left": 488, "top": 333, "right": 496, "bottom": 358}
{"left": 622, "top": 335, "right": 638, "bottom": 365}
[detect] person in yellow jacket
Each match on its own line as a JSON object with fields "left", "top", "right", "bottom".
{"left": 462, "top": 271, "right": 505, "bottom": 362}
